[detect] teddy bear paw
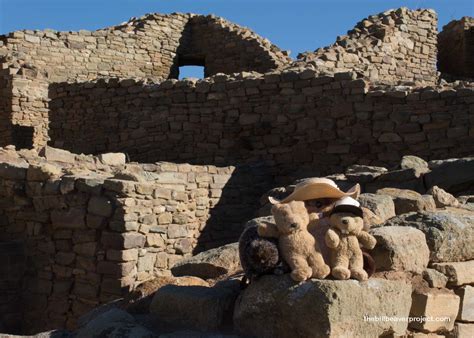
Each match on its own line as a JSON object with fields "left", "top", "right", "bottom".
{"left": 291, "top": 267, "right": 312, "bottom": 282}
{"left": 312, "top": 264, "right": 330, "bottom": 279}
{"left": 332, "top": 266, "right": 351, "bottom": 280}
{"left": 350, "top": 268, "right": 368, "bottom": 281}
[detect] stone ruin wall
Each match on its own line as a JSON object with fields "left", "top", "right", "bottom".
{"left": 438, "top": 16, "right": 474, "bottom": 79}
{"left": 0, "top": 7, "right": 474, "bottom": 335}
{"left": 0, "top": 149, "right": 272, "bottom": 333}
{"left": 47, "top": 71, "right": 474, "bottom": 181}
{"left": 0, "top": 13, "right": 290, "bottom": 83}
{"left": 295, "top": 8, "right": 438, "bottom": 85}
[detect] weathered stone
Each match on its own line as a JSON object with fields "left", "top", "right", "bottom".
{"left": 358, "top": 193, "right": 396, "bottom": 223}
{"left": 428, "top": 185, "right": 460, "bottom": 208}
{"left": 75, "top": 308, "right": 152, "bottom": 338}
{"left": 455, "top": 285, "right": 474, "bottom": 322}
{"left": 409, "top": 289, "right": 460, "bottom": 332}
{"left": 106, "top": 249, "right": 138, "bottom": 262}
{"left": 51, "top": 208, "right": 86, "bottom": 229}
{"left": 0, "top": 161, "right": 28, "bottom": 180}
{"left": 167, "top": 224, "right": 188, "bottom": 239}
{"left": 97, "top": 261, "right": 136, "bottom": 277}
{"left": 422, "top": 269, "right": 448, "bottom": 288}
{"left": 171, "top": 243, "right": 241, "bottom": 279}
{"left": 73, "top": 242, "right": 97, "bottom": 257}
{"left": 425, "top": 158, "right": 474, "bottom": 193}
{"left": 376, "top": 188, "right": 436, "bottom": 214}
{"left": 453, "top": 322, "right": 474, "bottom": 337}
{"left": 27, "top": 163, "right": 62, "bottom": 181}
{"left": 234, "top": 275, "right": 412, "bottom": 338}
{"left": 146, "top": 233, "right": 165, "bottom": 247}
{"left": 400, "top": 155, "right": 429, "bottom": 172}
{"left": 98, "top": 153, "right": 126, "bottom": 166}
{"left": 370, "top": 226, "right": 429, "bottom": 273}
{"left": 379, "top": 210, "right": 474, "bottom": 262}
{"left": 150, "top": 280, "right": 240, "bottom": 331}
{"left": 101, "top": 232, "right": 146, "bottom": 249}
{"left": 40, "top": 146, "right": 76, "bottom": 163}
{"left": 87, "top": 196, "right": 114, "bottom": 217}
{"left": 432, "top": 261, "right": 474, "bottom": 286}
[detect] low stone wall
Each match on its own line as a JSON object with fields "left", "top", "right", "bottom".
{"left": 48, "top": 70, "right": 474, "bottom": 182}
{"left": 0, "top": 147, "right": 272, "bottom": 333}
{"left": 438, "top": 17, "right": 474, "bottom": 78}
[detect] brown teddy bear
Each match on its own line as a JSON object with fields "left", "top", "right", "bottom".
{"left": 258, "top": 200, "right": 330, "bottom": 282}
{"left": 325, "top": 197, "right": 377, "bottom": 281}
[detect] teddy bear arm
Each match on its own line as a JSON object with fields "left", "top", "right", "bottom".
{"left": 325, "top": 228, "right": 340, "bottom": 249}
{"left": 257, "top": 223, "right": 279, "bottom": 238}
{"left": 357, "top": 232, "right": 377, "bottom": 249}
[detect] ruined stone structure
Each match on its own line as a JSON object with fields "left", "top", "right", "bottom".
{"left": 0, "top": 7, "right": 473, "bottom": 335}
{"left": 438, "top": 16, "right": 474, "bottom": 78}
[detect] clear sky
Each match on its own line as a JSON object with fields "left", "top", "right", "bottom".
{"left": 0, "top": 0, "right": 472, "bottom": 78}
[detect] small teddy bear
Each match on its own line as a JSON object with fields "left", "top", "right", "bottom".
{"left": 258, "top": 200, "right": 330, "bottom": 282}
{"left": 325, "top": 197, "right": 377, "bottom": 281}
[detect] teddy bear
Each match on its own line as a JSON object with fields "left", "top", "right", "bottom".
{"left": 325, "top": 197, "right": 377, "bottom": 281}
{"left": 258, "top": 200, "right": 330, "bottom": 282}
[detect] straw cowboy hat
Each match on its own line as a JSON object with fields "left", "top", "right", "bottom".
{"left": 269, "top": 178, "right": 360, "bottom": 204}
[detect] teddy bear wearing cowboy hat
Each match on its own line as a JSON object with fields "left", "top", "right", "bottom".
{"left": 239, "top": 177, "right": 376, "bottom": 284}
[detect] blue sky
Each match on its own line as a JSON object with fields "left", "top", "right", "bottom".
{"left": 0, "top": 0, "right": 472, "bottom": 78}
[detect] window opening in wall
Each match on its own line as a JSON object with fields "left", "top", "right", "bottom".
{"left": 178, "top": 65, "right": 205, "bottom": 80}
{"left": 177, "top": 54, "right": 206, "bottom": 80}
{"left": 12, "top": 125, "right": 34, "bottom": 149}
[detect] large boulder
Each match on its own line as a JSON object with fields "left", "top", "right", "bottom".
{"left": 171, "top": 243, "right": 241, "bottom": 280}
{"left": 75, "top": 308, "right": 153, "bottom": 338}
{"left": 425, "top": 157, "right": 474, "bottom": 193}
{"left": 370, "top": 226, "right": 429, "bottom": 274}
{"left": 376, "top": 188, "right": 435, "bottom": 215}
{"left": 234, "top": 275, "right": 412, "bottom": 338}
{"left": 377, "top": 209, "right": 474, "bottom": 263}
{"left": 150, "top": 280, "right": 240, "bottom": 331}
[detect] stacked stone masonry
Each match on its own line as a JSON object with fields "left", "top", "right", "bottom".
{"left": 46, "top": 72, "right": 474, "bottom": 179}
{"left": 438, "top": 17, "right": 474, "bottom": 78}
{"left": 294, "top": 8, "right": 439, "bottom": 85}
{"left": 0, "top": 147, "right": 271, "bottom": 333}
{"left": 0, "top": 6, "right": 473, "bottom": 336}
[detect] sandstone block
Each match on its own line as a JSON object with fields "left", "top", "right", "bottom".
{"left": 410, "top": 289, "right": 460, "bottom": 332}
{"left": 370, "top": 226, "right": 429, "bottom": 273}
{"left": 422, "top": 269, "right": 448, "bottom": 288}
{"left": 27, "top": 163, "right": 62, "bottom": 181}
{"left": 234, "top": 276, "right": 412, "bottom": 338}
{"left": 88, "top": 196, "right": 114, "bottom": 217}
{"left": 97, "top": 261, "right": 136, "bottom": 277}
{"left": 359, "top": 193, "right": 396, "bottom": 223}
{"left": 453, "top": 322, "right": 474, "bottom": 338}
{"left": 40, "top": 146, "right": 76, "bottom": 163}
{"left": 455, "top": 285, "right": 474, "bottom": 322}
{"left": 428, "top": 185, "right": 460, "bottom": 208}
{"left": 101, "top": 232, "right": 145, "bottom": 249}
{"left": 432, "top": 261, "right": 474, "bottom": 286}
{"left": 400, "top": 155, "right": 429, "bottom": 172}
{"left": 98, "top": 153, "right": 126, "bottom": 166}
{"left": 376, "top": 188, "right": 436, "bottom": 214}
{"left": 51, "top": 208, "right": 86, "bottom": 229}
{"left": 171, "top": 243, "right": 240, "bottom": 280}
{"left": 106, "top": 249, "right": 138, "bottom": 262}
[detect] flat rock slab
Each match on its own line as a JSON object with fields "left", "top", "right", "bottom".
{"left": 376, "top": 188, "right": 435, "bottom": 215}
{"left": 455, "top": 285, "right": 474, "bottom": 322}
{"left": 432, "top": 260, "right": 474, "bottom": 286}
{"left": 425, "top": 157, "right": 474, "bottom": 194}
{"left": 378, "top": 209, "right": 474, "bottom": 263}
{"left": 234, "top": 275, "right": 412, "bottom": 338}
{"left": 171, "top": 243, "right": 241, "bottom": 280}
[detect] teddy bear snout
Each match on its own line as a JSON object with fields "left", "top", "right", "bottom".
{"left": 342, "top": 219, "right": 349, "bottom": 225}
